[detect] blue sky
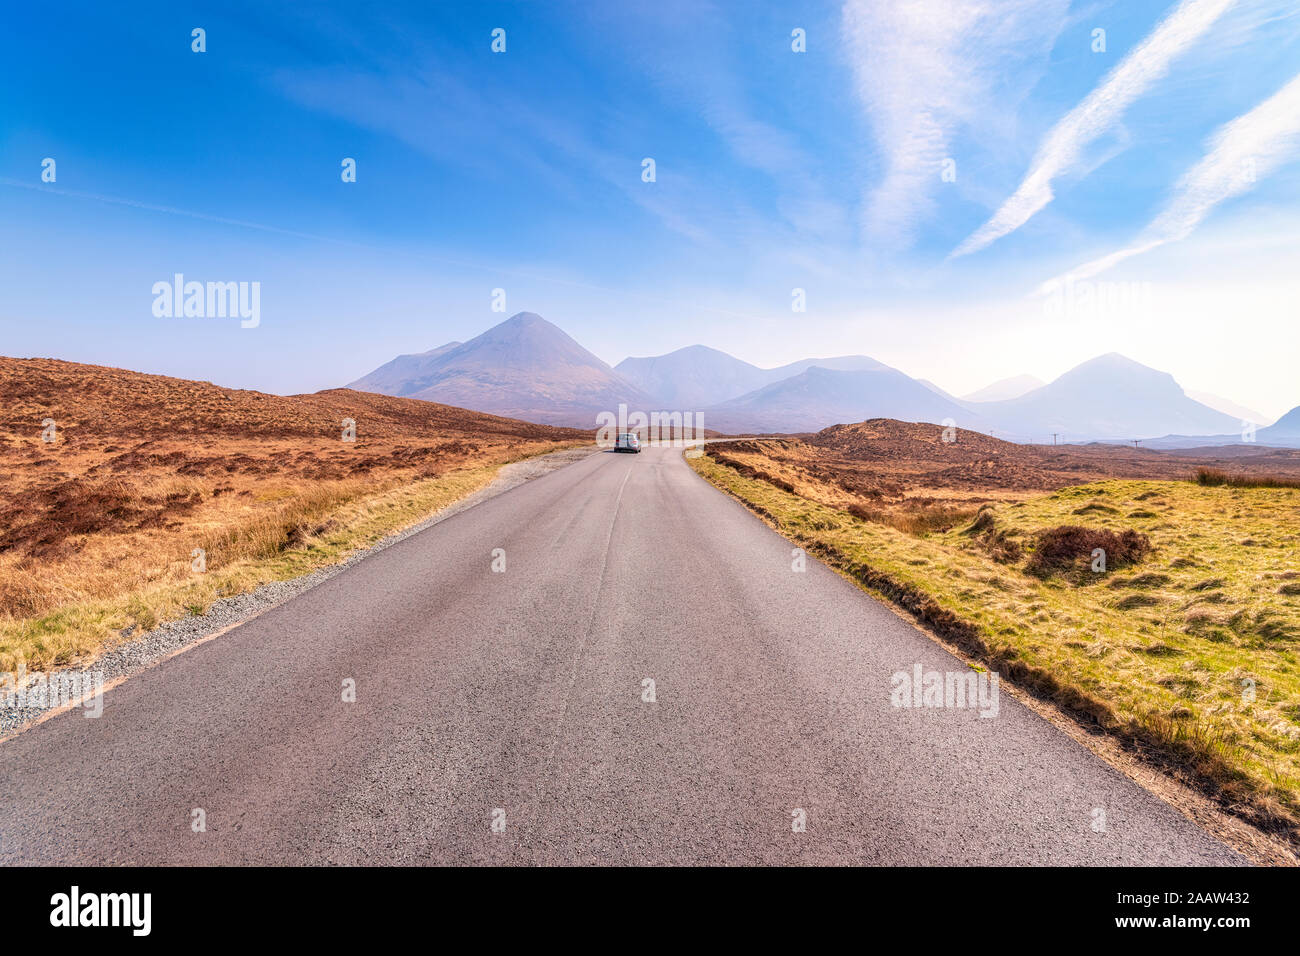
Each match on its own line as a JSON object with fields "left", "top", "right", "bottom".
{"left": 2, "top": 0, "right": 1299, "bottom": 417}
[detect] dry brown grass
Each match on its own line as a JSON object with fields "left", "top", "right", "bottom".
{"left": 846, "top": 498, "right": 978, "bottom": 536}
{"left": 1195, "top": 467, "right": 1300, "bottom": 489}
{"left": 0, "top": 357, "right": 589, "bottom": 669}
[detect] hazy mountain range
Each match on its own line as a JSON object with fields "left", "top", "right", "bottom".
{"left": 1183, "top": 390, "right": 1270, "bottom": 426}
{"left": 612, "top": 346, "right": 887, "bottom": 408}
{"left": 1144, "top": 405, "right": 1300, "bottom": 449}
{"left": 348, "top": 312, "right": 1298, "bottom": 446}
{"left": 702, "top": 366, "right": 990, "bottom": 436}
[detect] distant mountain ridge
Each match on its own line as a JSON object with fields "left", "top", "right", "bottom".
{"left": 1267, "top": 405, "right": 1300, "bottom": 436}
{"left": 347, "top": 314, "right": 1292, "bottom": 443}
{"left": 1145, "top": 403, "right": 1300, "bottom": 450}
{"left": 613, "top": 345, "right": 768, "bottom": 408}
{"left": 701, "top": 365, "right": 987, "bottom": 435}
{"left": 964, "top": 353, "right": 1241, "bottom": 442}
{"left": 348, "top": 341, "right": 463, "bottom": 396}
{"left": 1184, "top": 390, "right": 1270, "bottom": 426}
{"left": 614, "top": 347, "right": 886, "bottom": 409}
{"left": 962, "top": 374, "right": 1045, "bottom": 403}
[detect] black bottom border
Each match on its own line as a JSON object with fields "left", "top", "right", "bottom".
{"left": 2, "top": 864, "right": 1285, "bottom": 942}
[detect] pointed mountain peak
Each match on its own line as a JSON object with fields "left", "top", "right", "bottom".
{"left": 503, "top": 311, "right": 548, "bottom": 325}
{"left": 480, "top": 311, "right": 559, "bottom": 338}
{"left": 1072, "top": 352, "right": 1158, "bottom": 374}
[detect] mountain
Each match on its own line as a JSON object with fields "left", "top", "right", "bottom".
{"left": 1184, "top": 390, "right": 1270, "bottom": 426}
{"left": 967, "top": 353, "right": 1241, "bottom": 442}
{"left": 761, "top": 355, "right": 888, "bottom": 379}
{"left": 916, "top": 378, "right": 969, "bottom": 405}
{"left": 614, "top": 345, "right": 768, "bottom": 408}
{"left": 348, "top": 341, "right": 463, "bottom": 396}
{"left": 1146, "top": 404, "right": 1300, "bottom": 449}
{"left": 962, "top": 374, "right": 1045, "bottom": 403}
{"left": 352, "top": 322, "right": 1264, "bottom": 442}
{"left": 614, "top": 347, "right": 890, "bottom": 408}
{"left": 347, "top": 312, "right": 655, "bottom": 427}
{"left": 701, "top": 366, "right": 987, "bottom": 435}
{"left": 1263, "top": 405, "right": 1300, "bottom": 436}
{"left": 1258, "top": 405, "right": 1300, "bottom": 444}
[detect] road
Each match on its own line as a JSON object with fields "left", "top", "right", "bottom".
{"left": 0, "top": 445, "right": 1239, "bottom": 864}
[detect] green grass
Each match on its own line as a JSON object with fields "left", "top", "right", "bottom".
{"left": 691, "top": 455, "right": 1300, "bottom": 836}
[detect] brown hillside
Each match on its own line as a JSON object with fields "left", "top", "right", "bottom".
{"left": 807, "top": 418, "right": 1300, "bottom": 491}
{"left": 708, "top": 418, "right": 1300, "bottom": 538}
{"left": 0, "top": 357, "right": 588, "bottom": 658}
{"left": 0, "top": 357, "right": 587, "bottom": 442}
{"left": 0, "top": 357, "right": 586, "bottom": 498}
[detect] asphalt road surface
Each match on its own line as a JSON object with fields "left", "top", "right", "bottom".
{"left": 0, "top": 446, "right": 1239, "bottom": 864}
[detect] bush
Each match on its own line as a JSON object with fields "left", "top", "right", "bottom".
{"left": 1027, "top": 525, "right": 1152, "bottom": 576}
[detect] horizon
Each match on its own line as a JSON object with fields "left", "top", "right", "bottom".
{"left": 10, "top": 310, "right": 1289, "bottom": 434}
{"left": 350, "top": 309, "right": 1294, "bottom": 424}
{"left": 11, "top": 308, "right": 1286, "bottom": 426}
{"left": 2, "top": 1, "right": 1299, "bottom": 418}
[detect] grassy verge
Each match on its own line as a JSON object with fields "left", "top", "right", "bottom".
{"left": 690, "top": 453, "right": 1300, "bottom": 840}
{"left": 1, "top": 445, "right": 585, "bottom": 672}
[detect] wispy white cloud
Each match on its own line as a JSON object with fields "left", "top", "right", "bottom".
{"left": 841, "top": 0, "right": 1069, "bottom": 249}
{"left": 0, "top": 178, "right": 342, "bottom": 243}
{"left": 1040, "top": 69, "right": 1300, "bottom": 288}
{"left": 953, "top": 0, "right": 1238, "bottom": 258}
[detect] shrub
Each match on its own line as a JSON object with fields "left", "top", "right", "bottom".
{"left": 1026, "top": 525, "right": 1152, "bottom": 576}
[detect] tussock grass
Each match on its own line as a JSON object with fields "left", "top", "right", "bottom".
{"left": 1026, "top": 525, "right": 1152, "bottom": 577}
{"left": 1196, "top": 467, "right": 1300, "bottom": 489}
{"left": 692, "top": 454, "right": 1300, "bottom": 838}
